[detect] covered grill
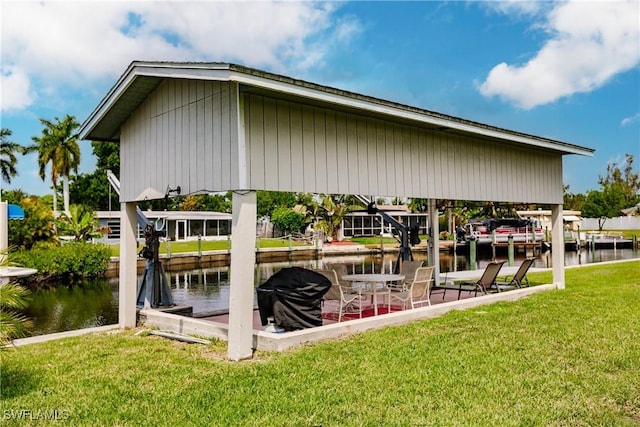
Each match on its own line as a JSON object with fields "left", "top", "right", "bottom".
{"left": 256, "top": 267, "right": 331, "bottom": 331}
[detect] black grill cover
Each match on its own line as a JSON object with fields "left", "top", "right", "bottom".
{"left": 256, "top": 267, "right": 331, "bottom": 331}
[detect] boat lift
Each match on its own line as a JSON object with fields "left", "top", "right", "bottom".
{"left": 353, "top": 195, "right": 421, "bottom": 273}
{"left": 106, "top": 170, "right": 176, "bottom": 309}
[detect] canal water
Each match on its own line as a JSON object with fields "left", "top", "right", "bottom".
{"left": 23, "top": 247, "right": 639, "bottom": 336}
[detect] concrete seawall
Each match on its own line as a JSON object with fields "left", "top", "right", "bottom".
{"left": 106, "top": 243, "right": 437, "bottom": 277}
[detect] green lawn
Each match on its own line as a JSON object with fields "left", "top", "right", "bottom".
{"left": 2, "top": 261, "right": 639, "bottom": 426}
{"left": 108, "top": 237, "right": 312, "bottom": 257}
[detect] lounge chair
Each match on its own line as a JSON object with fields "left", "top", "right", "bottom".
{"left": 453, "top": 261, "right": 506, "bottom": 300}
{"left": 315, "top": 269, "right": 364, "bottom": 322}
{"left": 388, "top": 266, "right": 434, "bottom": 310}
{"left": 494, "top": 258, "right": 535, "bottom": 290}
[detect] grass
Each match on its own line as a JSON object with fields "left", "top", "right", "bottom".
{"left": 2, "top": 261, "right": 639, "bottom": 426}
{"left": 108, "top": 237, "right": 312, "bottom": 257}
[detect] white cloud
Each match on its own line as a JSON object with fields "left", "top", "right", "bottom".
{"left": 621, "top": 113, "right": 640, "bottom": 127}
{"left": 0, "top": 1, "right": 349, "bottom": 112}
{"left": 478, "top": 0, "right": 640, "bottom": 109}
{"left": 478, "top": 0, "right": 547, "bottom": 17}
{"left": 1, "top": 67, "right": 34, "bottom": 112}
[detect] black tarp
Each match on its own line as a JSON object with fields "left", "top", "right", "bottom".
{"left": 256, "top": 267, "right": 331, "bottom": 331}
{"left": 483, "top": 218, "right": 532, "bottom": 231}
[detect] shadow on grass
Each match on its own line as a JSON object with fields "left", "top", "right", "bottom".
{"left": 0, "top": 363, "right": 39, "bottom": 400}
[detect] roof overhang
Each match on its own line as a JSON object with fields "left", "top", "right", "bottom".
{"left": 80, "top": 61, "right": 595, "bottom": 157}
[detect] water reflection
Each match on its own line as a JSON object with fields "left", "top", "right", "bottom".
{"left": 24, "top": 247, "right": 639, "bottom": 335}
{"left": 24, "top": 279, "right": 119, "bottom": 336}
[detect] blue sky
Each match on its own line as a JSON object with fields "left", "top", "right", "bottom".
{"left": 2, "top": 0, "right": 639, "bottom": 198}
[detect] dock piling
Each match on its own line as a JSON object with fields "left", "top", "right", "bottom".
{"left": 508, "top": 235, "right": 514, "bottom": 266}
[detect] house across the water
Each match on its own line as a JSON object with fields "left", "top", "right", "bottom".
{"left": 96, "top": 210, "right": 232, "bottom": 242}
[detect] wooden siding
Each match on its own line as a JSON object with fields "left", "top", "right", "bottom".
{"left": 119, "top": 80, "right": 239, "bottom": 201}
{"left": 118, "top": 81, "right": 562, "bottom": 204}
{"left": 244, "top": 94, "right": 563, "bottom": 204}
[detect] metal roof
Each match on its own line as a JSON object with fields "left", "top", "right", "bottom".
{"left": 80, "top": 61, "right": 595, "bottom": 156}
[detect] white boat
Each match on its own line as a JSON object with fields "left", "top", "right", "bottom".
{"left": 585, "top": 233, "right": 634, "bottom": 249}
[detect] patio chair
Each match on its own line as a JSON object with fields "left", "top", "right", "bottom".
{"left": 454, "top": 261, "right": 506, "bottom": 300}
{"left": 315, "top": 269, "right": 364, "bottom": 322}
{"left": 388, "top": 266, "right": 435, "bottom": 310}
{"left": 494, "top": 258, "right": 535, "bottom": 290}
{"left": 326, "top": 263, "right": 350, "bottom": 287}
{"left": 390, "top": 260, "right": 423, "bottom": 290}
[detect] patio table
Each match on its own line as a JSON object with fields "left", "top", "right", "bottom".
{"left": 341, "top": 273, "right": 404, "bottom": 316}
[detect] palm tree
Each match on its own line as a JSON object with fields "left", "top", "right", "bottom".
{"left": 0, "top": 249, "right": 32, "bottom": 348}
{"left": 313, "top": 195, "right": 351, "bottom": 241}
{"left": 0, "top": 128, "right": 25, "bottom": 185}
{"left": 29, "top": 115, "right": 81, "bottom": 214}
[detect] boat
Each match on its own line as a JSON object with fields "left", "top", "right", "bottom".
{"left": 584, "top": 233, "right": 634, "bottom": 249}
{"left": 457, "top": 218, "right": 544, "bottom": 245}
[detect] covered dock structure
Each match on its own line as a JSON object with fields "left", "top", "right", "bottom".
{"left": 79, "top": 61, "right": 594, "bottom": 360}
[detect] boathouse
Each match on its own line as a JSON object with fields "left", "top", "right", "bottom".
{"left": 79, "top": 61, "right": 594, "bottom": 360}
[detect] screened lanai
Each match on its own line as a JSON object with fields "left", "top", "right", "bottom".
{"left": 79, "top": 61, "right": 594, "bottom": 360}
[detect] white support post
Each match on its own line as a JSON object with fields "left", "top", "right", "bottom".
{"left": 119, "top": 201, "right": 138, "bottom": 328}
{"left": 551, "top": 204, "right": 565, "bottom": 289}
{"left": 428, "top": 199, "right": 440, "bottom": 286}
{"left": 228, "top": 190, "right": 257, "bottom": 361}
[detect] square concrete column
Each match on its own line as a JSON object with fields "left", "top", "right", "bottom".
{"left": 120, "top": 201, "right": 138, "bottom": 328}
{"left": 228, "top": 190, "right": 257, "bottom": 361}
{"left": 551, "top": 204, "right": 565, "bottom": 289}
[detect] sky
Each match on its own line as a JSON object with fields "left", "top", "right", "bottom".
{"left": 1, "top": 0, "right": 639, "bottom": 198}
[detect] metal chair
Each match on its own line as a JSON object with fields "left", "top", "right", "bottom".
{"left": 388, "top": 266, "right": 434, "bottom": 310}
{"left": 315, "top": 269, "right": 364, "bottom": 322}
{"left": 392, "top": 259, "right": 423, "bottom": 290}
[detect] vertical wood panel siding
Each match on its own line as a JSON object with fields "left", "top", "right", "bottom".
{"left": 244, "top": 93, "right": 562, "bottom": 203}
{"left": 120, "top": 80, "right": 239, "bottom": 201}
{"left": 302, "top": 106, "right": 316, "bottom": 190}
{"left": 120, "top": 83, "right": 562, "bottom": 204}
{"left": 263, "top": 97, "right": 279, "bottom": 189}
{"left": 276, "top": 100, "right": 291, "bottom": 190}
{"left": 325, "top": 111, "right": 339, "bottom": 193}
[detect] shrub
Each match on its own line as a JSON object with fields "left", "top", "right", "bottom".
{"left": 8, "top": 196, "right": 57, "bottom": 249}
{"left": 271, "top": 207, "right": 306, "bottom": 236}
{"left": 13, "top": 242, "right": 111, "bottom": 285}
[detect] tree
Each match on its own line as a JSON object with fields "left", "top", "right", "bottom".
{"left": 56, "top": 204, "right": 101, "bottom": 241}
{"left": 313, "top": 194, "right": 351, "bottom": 241}
{"left": 178, "top": 193, "right": 232, "bottom": 212}
{"left": 70, "top": 141, "right": 120, "bottom": 210}
{"left": 581, "top": 190, "right": 608, "bottom": 219}
{"left": 8, "top": 196, "right": 57, "bottom": 249}
{"left": 257, "top": 191, "right": 298, "bottom": 217}
{"left": 582, "top": 154, "right": 640, "bottom": 218}
{"left": 0, "top": 128, "right": 25, "bottom": 185}
{"left": 563, "top": 185, "right": 586, "bottom": 211}
{"left": 271, "top": 207, "right": 306, "bottom": 235}
{"left": 29, "top": 115, "right": 81, "bottom": 214}
{"left": 598, "top": 153, "right": 640, "bottom": 209}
